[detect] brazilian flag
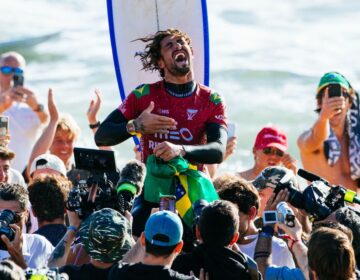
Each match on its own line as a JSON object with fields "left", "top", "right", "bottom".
{"left": 144, "top": 155, "right": 219, "bottom": 227}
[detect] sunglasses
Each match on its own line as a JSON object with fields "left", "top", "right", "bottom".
{"left": 0, "top": 66, "right": 23, "bottom": 75}
{"left": 263, "top": 147, "right": 284, "bottom": 157}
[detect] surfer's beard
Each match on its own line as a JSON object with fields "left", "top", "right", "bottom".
{"left": 166, "top": 60, "right": 192, "bottom": 77}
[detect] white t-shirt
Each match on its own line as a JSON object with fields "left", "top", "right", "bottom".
{"left": 0, "top": 233, "right": 54, "bottom": 268}
{"left": 239, "top": 235, "right": 296, "bottom": 268}
{"left": 4, "top": 102, "right": 42, "bottom": 172}
{"left": 9, "top": 168, "right": 27, "bottom": 188}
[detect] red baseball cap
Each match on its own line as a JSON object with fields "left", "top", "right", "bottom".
{"left": 254, "top": 126, "right": 288, "bottom": 152}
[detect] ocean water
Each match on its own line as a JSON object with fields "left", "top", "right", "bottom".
{"left": 2, "top": 0, "right": 360, "bottom": 173}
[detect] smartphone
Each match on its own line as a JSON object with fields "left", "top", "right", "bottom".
{"left": 328, "top": 84, "right": 341, "bottom": 98}
{"left": 13, "top": 73, "right": 24, "bottom": 87}
{"left": 0, "top": 116, "right": 9, "bottom": 137}
{"left": 227, "top": 122, "right": 237, "bottom": 139}
{"left": 159, "top": 195, "right": 176, "bottom": 212}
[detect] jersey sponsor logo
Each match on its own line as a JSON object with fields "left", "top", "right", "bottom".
{"left": 154, "top": 127, "right": 193, "bottom": 142}
{"left": 186, "top": 109, "right": 198, "bottom": 120}
{"left": 157, "top": 109, "right": 169, "bottom": 115}
{"left": 215, "top": 115, "right": 225, "bottom": 120}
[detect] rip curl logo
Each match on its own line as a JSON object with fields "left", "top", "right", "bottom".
{"left": 186, "top": 109, "right": 198, "bottom": 120}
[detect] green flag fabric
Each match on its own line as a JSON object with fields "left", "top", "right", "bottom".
{"left": 144, "top": 155, "right": 219, "bottom": 227}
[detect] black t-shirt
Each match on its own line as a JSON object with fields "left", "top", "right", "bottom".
{"left": 108, "top": 262, "right": 197, "bottom": 280}
{"left": 60, "top": 263, "right": 114, "bottom": 280}
{"left": 34, "top": 224, "right": 67, "bottom": 246}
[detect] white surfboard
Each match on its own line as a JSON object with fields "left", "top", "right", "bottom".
{"left": 107, "top": 0, "right": 210, "bottom": 101}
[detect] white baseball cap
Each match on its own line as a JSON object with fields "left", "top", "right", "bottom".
{"left": 30, "top": 154, "right": 67, "bottom": 177}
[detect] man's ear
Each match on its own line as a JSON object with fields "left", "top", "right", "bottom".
{"left": 140, "top": 232, "right": 146, "bottom": 247}
{"left": 248, "top": 206, "right": 257, "bottom": 220}
{"left": 229, "top": 232, "right": 239, "bottom": 246}
{"left": 174, "top": 240, "right": 183, "bottom": 254}
{"left": 157, "top": 58, "right": 164, "bottom": 69}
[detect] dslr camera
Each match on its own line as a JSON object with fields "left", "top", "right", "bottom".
{"left": 0, "top": 209, "right": 17, "bottom": 250}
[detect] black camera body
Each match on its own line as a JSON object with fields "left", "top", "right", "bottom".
{"left": 0, "top": 209, "right": 16, "bottom": 250}
{"left": 274, "top": 169, "right": 354, "bottom": 221}
{"left": 13, "top": 73, "right": 24, "bottom": 87}
{"left": 66, "top": 148, "right": 119, "bottom": 220}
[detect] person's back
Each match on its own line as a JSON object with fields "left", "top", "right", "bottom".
{"left": 109, "top": 211, "right": 197, "bottom": 280}
{"left": 172, "top": 200, "right": 260, "bottom": 280}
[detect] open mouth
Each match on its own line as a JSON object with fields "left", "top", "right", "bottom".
{"left": 173, "top": 51, "right": 188, "bottom": 65}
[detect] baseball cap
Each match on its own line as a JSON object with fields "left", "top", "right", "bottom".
{"left": 317, "top": 72, "right": 350, "bottom": 93}
{"left": 79, "top": 208, "right": 133, "bottom": 263}
{"left": 252, "top": 166, "right": 299, "bottom": 190}
{"left": 254, "top": 126, "right": 288, "bottom": 152}
{"left": 145, "top": 211, "right": 183, "bottom": 247}
{"left": 30, "top": 154, "right": 67, "bottom": 177}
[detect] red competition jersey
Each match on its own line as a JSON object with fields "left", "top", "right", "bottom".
{"left": 118, "top": 81, "right": 227, "bottom": 166}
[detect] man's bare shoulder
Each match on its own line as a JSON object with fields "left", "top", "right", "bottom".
{"left": 238, "top": 168, "right": 255, "bottom": 181}
{"left": 297, "top": 128, "right": 321, "bottom": 154}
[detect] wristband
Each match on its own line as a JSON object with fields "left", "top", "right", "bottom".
{"left": 261, "top": 225, "right": 274, "bottom": 237}
{"left": 89, "top": 121, "right": 101, "bottom": 129}
{"left": 68, "top": 225, "right": 78, "bottom": 232}
{"left": 289, "top": 239, "right": 300, "bottom": 250}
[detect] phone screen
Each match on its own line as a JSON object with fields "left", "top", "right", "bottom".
{"left": 159, "top": 195, "right": 176, "bottom": 212}
{"left": 227, "top": 122, "right": 237, "bottom": 138}
{"left": 13, "top": 73, "right": 24, "bottom": 87}
{"left": 328, "top": 84, "right": 342, "bottom": 98}
{"left": 0, "top": 116, "right": 9, "bottom": 137}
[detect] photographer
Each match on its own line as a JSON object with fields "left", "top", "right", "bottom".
{"left": 0, "top": 51, "right": 48, "bottom": 172}
{"left": 48, "top": 208, "right": 134, "bottom": 280}
{"left": 254, "top": 189, "right": 308, "bottom": 280}
{"left": 0, "top": 183, "right": 53, "bottom": 268}
{"left": 218, "top": 176, "right": 295, "bottom": 268}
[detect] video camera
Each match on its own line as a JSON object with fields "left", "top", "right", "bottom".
{"left": 274, "top": 168, "right": 360, "bottom": 221}
{"left": 66, "top": 148, "right": 145, "bottom": 219}
{"left": 66, "top": 148, "right": 119, "bottom": 219}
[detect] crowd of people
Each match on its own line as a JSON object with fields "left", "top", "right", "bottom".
{"left": 0, "top": 28, "right": 359, "bottom": 280}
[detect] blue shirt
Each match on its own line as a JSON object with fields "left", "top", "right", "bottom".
{"left": 265, "top": 266, "right": 305, "bottom": 280}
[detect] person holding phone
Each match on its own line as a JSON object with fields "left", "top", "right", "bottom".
{"left": 0, "top": 52, "right": 48, "bottom": 172}
{"left": 297, "top": 72, "right": 360, "bottom": 193}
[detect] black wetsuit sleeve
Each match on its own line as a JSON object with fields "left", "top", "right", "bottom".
{"left": 183, "top": 123, "right": 227, "bottom": 164}
{"left": 94, "top": 109, "right": 131, "bottom": 146}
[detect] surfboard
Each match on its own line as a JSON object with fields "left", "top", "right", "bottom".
{"left": 107, "top": 0, "right": 210, "bottom": 101}
{"left": 0, "top": 32, "right": 61, "bottom": 51}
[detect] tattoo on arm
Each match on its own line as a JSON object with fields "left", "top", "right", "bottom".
{"left": 48, "top": 231, "right": 75, "bottom": 268}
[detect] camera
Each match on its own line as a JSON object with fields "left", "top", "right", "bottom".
{"left": 25, "top": 267, "right": 68, "bottom": 280}
{"left": 66, "top": 148, "right": 145, "bottom": 219}
{"left": 273, "top": 168, "right": 360, "bottom": 221}
{"left": 13, "top": 73, "right": 24, "bottom": 87}
{"left": 66, "top": 148, "right": 119, "bottom": 220}
{"left": 0, "top": 210, "right": 16, "bottom": 250}
{"left": 262, "top": 202, "right": 295, "bottom": 227}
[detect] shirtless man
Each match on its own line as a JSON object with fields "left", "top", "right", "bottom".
{"left": 239, "top": 125, "right": 297, "bottom": 181}
{"left": 298, "top": 72, "right": 358, "bottom": 192}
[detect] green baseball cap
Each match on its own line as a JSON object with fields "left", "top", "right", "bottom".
{"left": 317, "top": 72, "right": 350, "bottom": 93}
{"left": 79, "top": 208, "right": 133, "bottom": 263}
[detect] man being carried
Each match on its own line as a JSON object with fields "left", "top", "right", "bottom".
{"left": 298, "top": 72, "right": 359, "bottom": 192}
{"left": 95, "top": 29, "right": 227, "bottom": 235}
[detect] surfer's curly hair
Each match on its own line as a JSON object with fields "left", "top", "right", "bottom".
{"left": 134, "top": 28, "right": 191, "bottom": 78}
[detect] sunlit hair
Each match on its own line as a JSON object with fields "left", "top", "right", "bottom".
{"left": 134, "top": 28, "right": 191, "bottom": 78}
{"left": 56, "top": 113, "right": 80, "bottom": 141}
{"left": 309, "top": 228, "right": 356, "bottom": 280}
{"left": 0, "top": 52, "right": 26, "bottom": 68}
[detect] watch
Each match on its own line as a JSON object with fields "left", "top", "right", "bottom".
{"left": 126, "top": 119, "right": 139, "bottom": 136}
{"left": 33, "top": 104, "right": 44, "bottom": 113}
